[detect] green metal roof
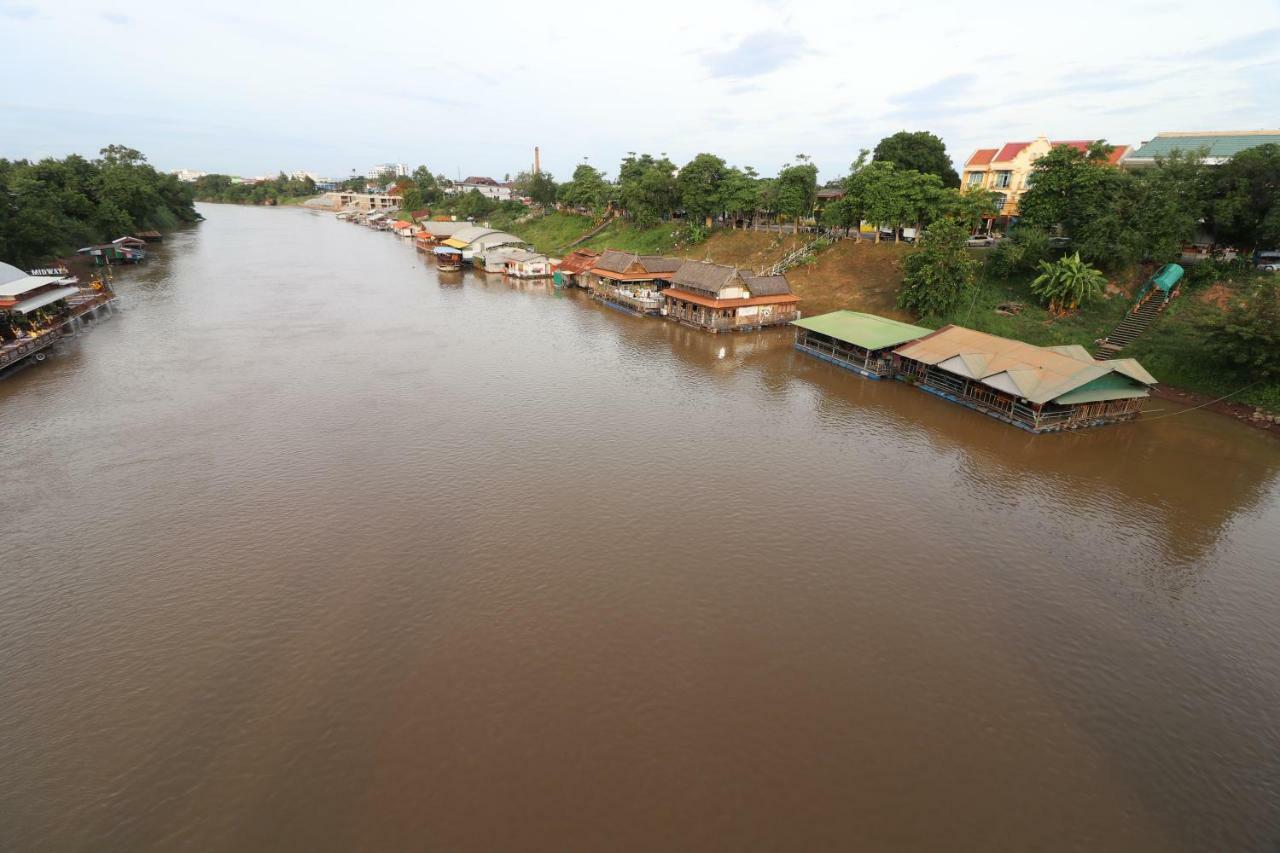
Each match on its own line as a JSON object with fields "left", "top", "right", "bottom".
{"left": 1052, "top": 372, "right": 1149, "bottom": 405}
{"left": 1126, "top": 132, "right": 1280, "bottom": 161}
{"left": 792, "top": 311, "right": 932, "bottom": 350}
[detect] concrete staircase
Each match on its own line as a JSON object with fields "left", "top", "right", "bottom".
{"left": 1094, "top": 290, "right": 1172, "bottom": 360}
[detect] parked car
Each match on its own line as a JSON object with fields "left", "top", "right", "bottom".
{"left": 1047, "top": 236, "right": 1071, "bottom": 249}
{"left": 1258, "top": 262, "right": 1280, "bottom": 273}
{"left": 966, "top": 235, "right": 999, "bottom": 248}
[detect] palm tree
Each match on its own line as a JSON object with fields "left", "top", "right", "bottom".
{"left": 1031, "top": 252, "right": 1107, "bottom": 312}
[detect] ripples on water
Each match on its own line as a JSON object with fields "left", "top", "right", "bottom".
{"left": 1, "top": 204, "right": 1278, "bottom": 851}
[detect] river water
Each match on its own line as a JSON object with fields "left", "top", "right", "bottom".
{"left": 2, "top": 204, "right": 1279, "bottom": 851}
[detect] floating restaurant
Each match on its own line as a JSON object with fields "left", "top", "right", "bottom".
{"left": 894, "top": 325, "right": 1157, "bottom": 433}
{"left": 1, "top": 262, "right": 117, "bottom": 375}
{"left": 588, "top": 251, "right": 682, "bottom": 314}
{"left": 792, "top": 311, "right": 932, "bottom": 379}
{"left": 661, "top": 261, "right": 799, "bottom": 332}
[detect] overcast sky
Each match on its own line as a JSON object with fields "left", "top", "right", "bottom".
{"left": 3, "top": 0, "right": 1278, "bottom": 183}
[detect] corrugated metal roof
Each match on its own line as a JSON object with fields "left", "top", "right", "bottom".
{"left": 504, "top": 250, "right": 546, "bottom": 263}
{"left": 1125, "top": 131, "right": 1280, "bottom": 161}
{"left": 0, "top": 261, "right": 29, "bottom": 286}
{"left": 793, "top": 311, "right": 929, "bottom": 350}
{"left": 555, "top": 250, "right": 600, "bottom": 275}
{"left": 418, "top": 221, "right": 469, "bottom": 237}
{"left": 10, "top": 284, "right": 80, "bottom": 314}
{"left": 894, "top": 325, "right": 1155, "bottom": 405}
{"left": 0, "top": 272, "right": 66, "bottom": 298}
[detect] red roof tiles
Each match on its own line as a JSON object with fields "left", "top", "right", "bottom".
{"left": 993, "top": 142, "right": 1030, "bottom": 162}
{"left": 967, "top": 148, "right": 998, "bottom": 166}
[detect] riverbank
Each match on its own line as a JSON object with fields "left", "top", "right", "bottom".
{"left": 496, "top": 213, "right": 1278, "bottom": 422}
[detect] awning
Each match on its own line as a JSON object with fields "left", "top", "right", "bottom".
{"left": 9, "top": 285, "right": 79, "bottom": 314}
{"left": 442, "top": 238, "right": 469, "bottom": 249}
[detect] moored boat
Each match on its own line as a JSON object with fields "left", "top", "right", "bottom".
{"left": 433, "top": 246, "right": 463, "bottom": 271}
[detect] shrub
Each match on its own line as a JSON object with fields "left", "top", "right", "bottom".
{"left": 1030, "top": 252, "right": 1108, "bottom": 311}
{"left": 898, "top": 218, "right": 979, "bottom": 317}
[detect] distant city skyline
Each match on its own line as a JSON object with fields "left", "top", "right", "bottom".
{"left": 3, "top": 0, "right": 1278, "bottom": 184}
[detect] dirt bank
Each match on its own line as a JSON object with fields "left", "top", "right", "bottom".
{"left": 1149, "top": 384, "right": 1279, "bottom": 435}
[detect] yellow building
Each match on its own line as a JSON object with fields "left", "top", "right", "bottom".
{"left": 960, "top": 136, "right": 1129, "bottom": 226}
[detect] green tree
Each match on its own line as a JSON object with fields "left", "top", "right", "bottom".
{"left": 0, "top": 145, "right": 195, "bottom": 267}
{"left": 848, "top": 161, "right": 911, "bottom": 242}
{"left": 1207, "top": 278, "right": 1280, "bottom": 378}
{"left": 411, "top": 166, "right": 441, "bottom": 204}
{"left": 898, "top": 218, "right": 979, "bottom": 316}
{"left": 1018, "top": 144, "right": 1129, "bottom": 267}
{"left": 558, "top": 163, "right": 609, "bottom": 211}
{"left": 617, "top": 153, "right": 677, "bottom": 225}
{"left": 775, "top": 156, "right": 818, "bottom": 232}
{"left": 514, "top": 170, "right": 558, "bottom": 211}
{"left": 677, "top": 153, "right": 727, "bottom": 226}
{"left": 1030, "top": 252, "right": 1108, "bottom": 311}
{"left": 1208, "top": 143, "right": 1280, "bottom": 251}
{"left": 873, "top": 131, "right": 960, "bottom": 187}
{"left": 986, "top": 225, "right": 1050, "bottom": 278}
{"left": 1113, "top": 150, "right": 1208, "bottom": 264}
{"left": 718, "top": 166, "right": 759, "bottom": 227}
{"left": 942, "top": 186, "right": 1000, "bottom": 231}
{"left": 400, "top": 186, "right": 424, "bottom": 212}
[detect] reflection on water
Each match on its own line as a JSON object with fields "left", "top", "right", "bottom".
{"left": 2, "top": 204, "right": 1278, "bottom": 852}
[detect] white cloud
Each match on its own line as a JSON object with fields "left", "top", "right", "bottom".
{"left": 2, "top": 0, "right": 1277, "bottom": 181}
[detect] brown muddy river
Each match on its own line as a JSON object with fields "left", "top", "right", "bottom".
{"left": 3, "top": 203, "right": 1279, "bottom": 851}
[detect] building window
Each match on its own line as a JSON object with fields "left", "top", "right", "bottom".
{"left": 994, "top": 171, "right": 1012, "bottom": 188}
{"left": 993, "top": 193, "right": 1007, "bottom": 212}
{"left": 967, "top": 171, "right": 983, "bottom": 187}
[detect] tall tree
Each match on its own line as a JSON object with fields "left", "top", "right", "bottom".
{"left": 411, "top": 165, "right": 441, "bottom": 204}
{"left": 677, "top": 153, "right": 727, "bottom": 227}
{"left": 1209, "top": 143, "right": 1280, "bottom": 252}
{"left": 617, "top": 153, "right": 677, "bottom": 225}
{"left": 1018, "top": 144, "right": 1129, "bottom": 266}
{"left": 558, "top": 163, "right": 609, "bottom": 211}
{"left": 873, "top": 131, "right": 960, "bottom": 188}
{"left": 718, "top": 166, "right": 760, "bottom": 228}
{"left": 775, "top": 157, "right": 818, "bottom": 232}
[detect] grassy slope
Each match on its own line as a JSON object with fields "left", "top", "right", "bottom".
{"left": 492, "top": 211, "right": 594, "bottom": 254}
{"left": 505, "top": 214, "right": 806, "bottom": 264}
